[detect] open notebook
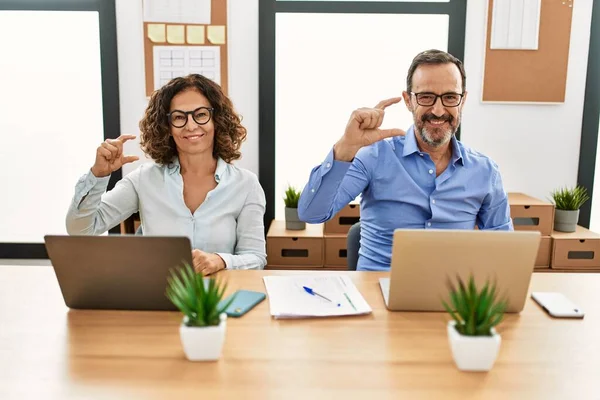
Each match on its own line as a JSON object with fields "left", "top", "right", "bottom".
{"left": 262, "top": 275, "right": 372, "bottom": 319}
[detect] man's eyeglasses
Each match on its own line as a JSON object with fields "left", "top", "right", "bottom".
{"left": 167, "top": 107, "right": 214, "bottom": 128}
{"left": 411, "top": 92, "right": 464, "bottom": 107}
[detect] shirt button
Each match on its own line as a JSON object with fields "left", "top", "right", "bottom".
{"left": 428, "top": 169, "right": 434, "bottom": 174}
{"left": 432, "top": 199, "right": 436, "bottom": 204}
{"left": 311, "top": 189, "right": 315, "bottom": 193}
{"left": 419, "top": 153, "right": 424, "bottom": 157}
{"left": 427, "top": 222, "right": 432, "bottom": 227}
{"left": 326, "top": 162, "right": 331, "bottom": 168}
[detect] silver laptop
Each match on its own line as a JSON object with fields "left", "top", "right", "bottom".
{"left": 44, "top": 235, "right": 193, "bottom": 311}
{"left": 379, "top": 229, "right": 541, "bottom": 313}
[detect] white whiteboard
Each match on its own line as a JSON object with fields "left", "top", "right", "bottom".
{"left": 0, "top": 11, "right": 105, "bottom": 243}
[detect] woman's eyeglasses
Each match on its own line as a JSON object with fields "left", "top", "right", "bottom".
{"left": 167, "top": 107, "right": 214, "bottom": 128}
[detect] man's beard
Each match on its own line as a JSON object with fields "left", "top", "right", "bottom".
{"left": 414, "top": 112, "right": 460, "bottom": 148}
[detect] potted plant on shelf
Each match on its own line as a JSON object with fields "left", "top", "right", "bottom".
{"left": 166, "top": 262, "right": 235, "bottom": 362}
{"left": 284, "top": 185, "right": 305, "bottom": 230}
{"left": 550, "top": 185, "right": 590, "bottom": 232}
{"left": 442, "top": 275, "right": 507, "bottom": 372}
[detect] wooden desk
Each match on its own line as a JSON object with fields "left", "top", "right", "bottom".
{"left": 1, "top": 266, "right": 599, "bottom": 399}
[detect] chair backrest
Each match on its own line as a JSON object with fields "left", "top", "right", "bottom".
{"left": 346, "top": 221, "right": 361, "bottom": 271}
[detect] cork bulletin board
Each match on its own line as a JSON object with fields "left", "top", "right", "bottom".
{"left": 482, "top": 0, "right": 574, "bottom": 103}
{"left": 142, "top": 0, "right": 228, "bottom": 97}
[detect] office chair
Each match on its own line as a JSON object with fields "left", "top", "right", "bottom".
{"left": 346, "top": 221, "right": 361, "bottom": 271}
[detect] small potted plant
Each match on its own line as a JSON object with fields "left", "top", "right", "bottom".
{"left": 284, "top": 185, "right": 305, "bottom": 230}
{"left": 550, "top": 185, "right": 590, "bottom": 232}
{"left": 442, "top": 275, "right": 507, "bottom": 372}
{"left": 166, "top": 262, "right": 235, "bottom": 361}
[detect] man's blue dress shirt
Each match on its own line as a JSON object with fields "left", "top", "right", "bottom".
{"left": 298, "top": 126, "right": 513, "bottom": 271}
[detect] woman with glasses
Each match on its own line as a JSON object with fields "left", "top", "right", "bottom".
{"left": 66, "top": 74, "right": 266, "bottom": 274}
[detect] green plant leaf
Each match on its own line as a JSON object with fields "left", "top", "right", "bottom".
{"left": 442, "top": 299, "right": 461, "bottom": 325}
{"left": 550, "top": 185, "right": 590, "bottom": 210}
{"left": 166, "top": 268, "right": 196, "bottom": 318}
{"left": 283, "top": 185, "right": 302, "bottom": 208}
{"left": 449, "top": 289, "right": 466, "bottom": 322}
{"left": 165, "top": 261, "right": 230, "bottom": 327}
{"left": 441, "top": 273, "right": 507, "bottom": 337}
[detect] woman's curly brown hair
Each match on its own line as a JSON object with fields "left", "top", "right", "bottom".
{"left": 139, "top": 74, "right": 247, "bottom": 165}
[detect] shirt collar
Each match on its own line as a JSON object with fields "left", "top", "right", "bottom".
{"left": 214, "top": 157, "right": 227, "bottom": 182}
{"left": 450, "top": 135, "right": 464, "bottom": 166}
{"left": 401, "top": 126, "right": 420, "bottom": 157}
{"left": 402, "top": 125, "right": 464, "bottom": 166}
{"left": 167, "top": 156, "right": 228, "bottom": 182}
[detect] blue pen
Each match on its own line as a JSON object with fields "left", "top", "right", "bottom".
{"left": 303, "top": 286, "right": 341, "bottom": 307}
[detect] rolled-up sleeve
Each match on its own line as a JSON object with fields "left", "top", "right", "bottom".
{"left": 65, "top": 169, "right": 139, "bottom": 235}
{"left": 477, "top": 166, "right": 513, "bottom": 231}
{"left": 216, "top": 176, "right": 267, "bottom": 270}
{"left": 298, "top": 148, "right": 370, "bottom": 223}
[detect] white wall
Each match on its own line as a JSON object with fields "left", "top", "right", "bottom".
{"left": 461, "top": 0, "right": 593, "bottom": 202}
{"left": 591, "top": 114, "right": 600, "bottom": 232}
{"left": 114, "top": 0, "right": 593, "bottom": 213}
{"left": 114, "top": 0, "right": 259, "bottom": 176}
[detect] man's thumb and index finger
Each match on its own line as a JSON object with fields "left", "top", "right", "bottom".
{"left": 372, "top": 96, "right": 406, "bottom": 140}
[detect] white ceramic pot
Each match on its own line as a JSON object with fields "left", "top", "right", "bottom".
{"left": 447, "top": 321, "right": 501, "bottom": 372}
{"left": 179, "top": 313, "right": 227, "bottom": 361}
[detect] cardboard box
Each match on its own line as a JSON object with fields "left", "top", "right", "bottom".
{"left": 324, "top": 203, "right": 360, "bottom": 234}
{"left": 551, "top": 226, "right": 600, "bottom": 269}
{"left": 324, "top": 235, "right": 348, "bottom": 267}
{"left": 508, "top": 193, "right": 555, "bottom": 236}
{"left": 535, "top": 236, "right": 551, "bottom": 268}
{"left": 267, "top": 220, "right": 323, "bottom": 266}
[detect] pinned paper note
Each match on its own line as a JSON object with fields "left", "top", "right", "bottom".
{"left": 207, "top": 25, "right": 226, "bottom": 44}
{"left": 186, "top": 26, "right": 205, "bottom": 44}
{"left": 147, "top": 23, "right": 166, "bottom": 43}
{"left": 143, "top": 0, "right": 211, "bottom": 25}
{"left": 166, "top": 25, "right": 185, "bottom": 44}
{"left": 153, "top": 46, "right": 221, "bottom": 90}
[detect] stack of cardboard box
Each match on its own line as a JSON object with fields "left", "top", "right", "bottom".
{"left": 550, "top": 226, "right": 600, "bottom": 270}
{"left": 265, "top": 220, "right": 325, "bottom": 270}
{"left": 266, "top": 204, "right": 359, "bottom": 270}
{"left": 323, "top": 204, "right": 360, "bottom": 268}
{"left": 508, "top": 192, "right": 600, "bottom": 271}
{"left": 508, "top": 193, "right": 554, "bottom": 269}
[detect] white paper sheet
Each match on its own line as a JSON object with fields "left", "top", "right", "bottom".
{"left": 263, "top": 275, "right": 372, "bottom": 319}
{"left": 143, "top": 0, "right": 211, "bottom": 24}
{"left": 153, "top": 45, "right": 221, "bottom": 90}
{"left": 491, "top": 0, "right": 541, "bottom": 50}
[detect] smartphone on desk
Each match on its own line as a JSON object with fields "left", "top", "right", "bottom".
{"left": 220, "top": 290, "right": 266, "bottom": 318}
{"left": 532, "top": 292, "right": 585, "bottom": 319}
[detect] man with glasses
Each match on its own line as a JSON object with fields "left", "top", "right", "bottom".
{"left": 298, "top": 49, "right": 513, "bottom": 271}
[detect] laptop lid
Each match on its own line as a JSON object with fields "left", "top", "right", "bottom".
{"left": 44, "top": 235, "right": 193, "bottom": 311}
{"left": 385, "top": 229, "right": 541, "bottom": 313}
